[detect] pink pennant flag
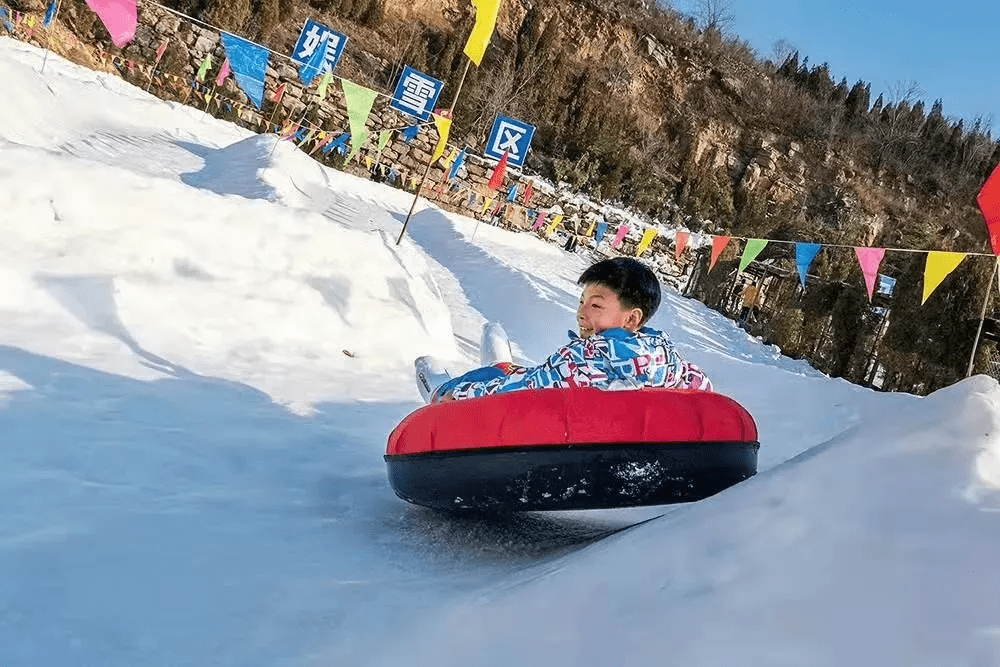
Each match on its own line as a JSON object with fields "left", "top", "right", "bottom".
{"left": 674, "top": 231, "right": 689, "bottom": 260}
{"left": 215, "top": 58, "right": 231, "bottom": 87}
{"left": 611, "top": 223, "right": 630, "bottom": 249}
{"left": 84, "top": 0, "right": 136, "bottom": 47}
{"left": 855, "top": 247, "right": 886, "bottom": 300}
{"left": 532, "top": 212, "right": 547, "bottom": 231}
{"left": 155, "top": 39, "right": 168, "bottom": 61}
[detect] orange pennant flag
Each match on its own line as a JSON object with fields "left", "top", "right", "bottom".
{"left": 674, "top": 231, "right": 689, "bottom": 260}
{"left": 709, "top": 235, "right": 731, "bottom": 271}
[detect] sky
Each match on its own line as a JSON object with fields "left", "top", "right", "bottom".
{"left": 1, "top": 35, "right": 1000, "bottom": 666}
{"left": 674, "top": 0, "right": 1000, "bottom": 130}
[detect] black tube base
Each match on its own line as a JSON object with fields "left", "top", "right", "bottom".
{"left": 385, "top": 441, "right": 760, "bottom": 512}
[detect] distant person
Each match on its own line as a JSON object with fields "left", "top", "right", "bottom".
{"left": 417, "top": 257, "right": 713, "bottom": 402}
{"left": 737, "top": 280, "right": 762, "bottom": 329}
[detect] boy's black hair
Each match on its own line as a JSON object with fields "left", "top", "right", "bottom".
{"left": 577, "top": 257, "right": 661, "bottom": 324}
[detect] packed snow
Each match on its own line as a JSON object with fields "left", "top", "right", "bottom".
{"left": 1, "top": 37, "right": 998, "bottom": 666}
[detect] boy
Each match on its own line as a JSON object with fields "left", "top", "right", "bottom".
{"left": 424, "top": 257, "right": 713, "bottom": 402}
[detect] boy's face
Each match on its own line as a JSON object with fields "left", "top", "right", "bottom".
{"left": 577, "top": 282, "right": 643, "bottom": 338}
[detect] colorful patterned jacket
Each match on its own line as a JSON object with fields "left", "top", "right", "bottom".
{"left": 436, "top": 326, "right": 713, "bottom": 402}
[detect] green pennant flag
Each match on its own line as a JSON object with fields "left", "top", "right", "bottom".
{"left": 195, "top": 53, "right": 212, "bottom": 82}
{"left": 374, "top": 128, "right": 392, "bottom": 163}
{"left": 340, "top": 79, "right": 379, "bottom": 161}
{"left": 738, "top": 239, "right": 768, "bottom": 273}
{"left": 316, "top": 71, "right": 333, "bottom": 100}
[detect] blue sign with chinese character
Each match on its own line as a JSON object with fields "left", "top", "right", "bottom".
{"left": 291, "top": 19, "right": 347, "bottom": 74}
{"left": 484, "top": 115, "right": 535, "bottom": 168}
{"left": 390, "top": 65, "right": 444, "bottom": 121}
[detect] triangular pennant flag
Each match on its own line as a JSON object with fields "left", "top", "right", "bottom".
{"left": 978, "top": 163, "right": 1000, "bottom": 255}
{"left": 195, "top": 53, "right": 212, "bottom": 82}
{"left": 738, "top": 239, "right": 768, "bottom": 273}
{"left": 441, "top": 148, "right": 459, "bottom": 171}
{"left": 43, "top": 0, "right": 58, "bottom": 28}
{"left": 546, "top": 214, "right": 565, "bottom": 236}
{"left": 316, "top": 71, "right": 333, "bottom": 100}
{"left": 506, "top": 184, "right": 518, "bottom": 202}
{"left": 595, "top": 221, "right": 608, "bottom": 243}
{"left": 674, "top": 231, "right": 689, "bottom": 260}
{"left": 523, "top": 182, "right": 534, "bottom": 205}
{"left": 374, "top": 128, "right": 393, "bottom": 163}
{"left": 586, "top": 219, "right": 597, "bottom": 237}
{"left": 709, "top": 235, "right": 731, "bottom": 271}
{"left": 611, "top": 223, "right": 630, "bottom": 249}
{"left": 84, "top": 0, "right": 136, "bottom": 47}
{"left": 795, "top": 242, "right": 822, "bottom": 287}
{"left": 463, "top": 0, "right": 501, "bottom": 66}
{"left": 272, "top": 82, "right": 286, "bottom": 103}
{"left": 0, "top": 7, "right": 14, "bottom": 33}
{"left": 155, "top": 39, "right": 168, "bottom": 61}
{"left": 219, "top": 32, "right": 269, "bottom": 109}
{"left": 922, "top": 251, "right": 967, "bottom": 304}
{"left": 401, "top": 123, "right": 420, "bottom": 143}
{"left": 431, "top": 113, "right": 452, "bottom": 163}
{"left": 855, "top": 247, "right": 887, "bottom": 301}
{"left": 448, "top": 148, "right": 467, "bottom": 180}
{"left": 482, "top": 197, "right": 493, "bottom": 214}
{"left": 298, "top": 34, "right": 329, "bottom": 86}
{"left": 487, "top": 151, "right": 508, "bottom": 190}
{"left": 341, "top": 79, "right": 378, "bottom": 159}
{"left": 215, "top": 57, "right": 231, "bottom": 87}
{"left": 532, "top": 212, "right": 548, "bottom": 231}
{"left": 636, "top": 228, "right": 658, "bottom": 256}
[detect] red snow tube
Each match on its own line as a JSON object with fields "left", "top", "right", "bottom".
{"left": 385, "top": 387, "right": 759, "bottom": 512}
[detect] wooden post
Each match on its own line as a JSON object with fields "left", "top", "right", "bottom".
{"left": 395, "top": 59, "right": 473, "bottom": 246}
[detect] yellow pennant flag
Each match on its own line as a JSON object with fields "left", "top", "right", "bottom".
{"left": 463, "top": 0, "right": 501, "bottom": 66}
{"left": 545, "top": 214, "right": 564, "bottom": 236}
{"left": 586, "top": 220, "right": 597, "bottom": 236}
{"left": 636, "top": 227, "right": 658, "bottom": 256}
{"left": 482, "top": 197, "right": 493, "bottom": 214}
{"left": 922, "top": 251, "right": 967, "bottom": 304}
{"left": 431, "top": 114, "right": 452, "bottom": 163}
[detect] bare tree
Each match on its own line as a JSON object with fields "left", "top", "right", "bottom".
{"left": 770, "top": 38, "right": 796, "bottom": 67}
{"left": 694, "top": 0, "right": 735, "bottom": 35}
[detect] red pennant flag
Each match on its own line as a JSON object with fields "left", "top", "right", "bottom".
{"left": 523, "top": 182, "right": 534, "bottom": 205}
{"left": 488, "top": 152, "right": 508, "bottom": 191}
{"left": 155, "top": 39, "right": 168, "bottom": 61}
{"left": 854, "top": 247, "right": 886, "bottom": 301}
{"left": 709, "top": 235, "right": 731, "bottom": 271}
{"left": 978, "top": 163, "right": 1000, "bottom": 255}
{"left": 674, "top": 231, "right": 689, "bottom": 260}
{"left": 272, "top": 82, "right": 286, "bottom": 103}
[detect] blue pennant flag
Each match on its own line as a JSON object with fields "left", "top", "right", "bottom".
{"left": 795, "top": 242, "right": 822, "bottom": 287}
{"left": 595, "top": 221, "right": 608, "bottom": 243}
{"left": 448, "top": 148, "right": 467, "bottom": 180}
{"left": 294, "top": 127, "right": 309, "bottom": 143}
{"left": 43, "top": 0, "right": 58, "bottom": 27}
{"left": 0, "top": 7, "right": 14, "bottom": 32}
{"left": 323, "top": 133, "right": 351, "bottom": 154}
{"left": 219, "top": 32, "right": 270, "bottom": 109}
{"left": 297, "top": 33, "right": 329, "bottom": 86}
{"left": 506, "top": 184, "right": 518, "bottom": 202}
{"left": 401, "top": 124, "right": 420, "bottom": 143}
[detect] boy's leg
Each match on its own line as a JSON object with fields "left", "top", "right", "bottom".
{"left": 480, "top": 321, "right": 513, "bottom": 367}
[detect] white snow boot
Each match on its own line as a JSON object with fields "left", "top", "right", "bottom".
{"left": 480, "top": 321, "right": 513, "bottom": 367}
{"left": 415, "top": 355, "right": 453, "bottom": 403}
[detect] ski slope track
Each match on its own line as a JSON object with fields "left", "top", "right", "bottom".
{"left": 0, "top": 37, "right": 998, "bottom": 667}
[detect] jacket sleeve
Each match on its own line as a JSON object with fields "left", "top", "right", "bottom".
{"left": 442, "top": 338, "right": 591, "bottom": 401}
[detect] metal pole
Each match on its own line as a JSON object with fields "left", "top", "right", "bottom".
{"left": 966, "top": 258, "right": 999, "bottom": 377}
{"left": 396, "top": 59, "right": 473, "bottom": 246}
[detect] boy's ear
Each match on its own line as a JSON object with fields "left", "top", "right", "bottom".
{"left": 625, "top": 307, "right": 644, "bottom": 330}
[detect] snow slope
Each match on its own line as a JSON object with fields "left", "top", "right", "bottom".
{"left": 1, "top": 37, "right": 998, "bottom": 666}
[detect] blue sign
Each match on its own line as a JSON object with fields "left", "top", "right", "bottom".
{"left": 390, "top": 65, "right": 444, "bottom": 121}
{"left": 876, "top": 274, "right": 896, "bottom": 296}
{"left": 484, "top": 115, "right": 535, "bottom": 168}
{"left": 291, "top": 19, "right": 347, "bottom": 74}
